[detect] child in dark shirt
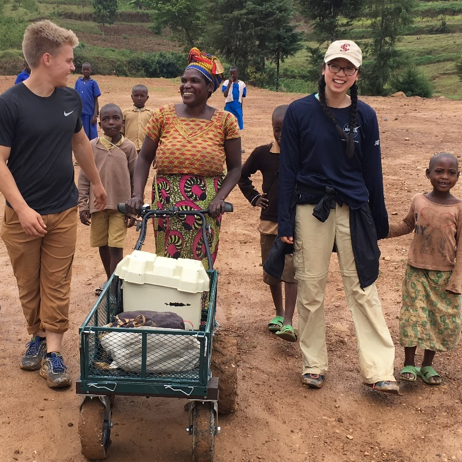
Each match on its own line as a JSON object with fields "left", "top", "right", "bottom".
{"left": 238, "top": 105, "right": 297, "bottom": 341}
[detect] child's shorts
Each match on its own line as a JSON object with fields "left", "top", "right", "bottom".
{"left": 260, "top": 233, "right": 296, "bottom": 286}
{"left": 90, "top": 210, "right": 127, "bottom": 248}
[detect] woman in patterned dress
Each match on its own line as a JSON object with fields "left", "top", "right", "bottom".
{"left": 126, "top": 48, "right": 241, "bottom": 268}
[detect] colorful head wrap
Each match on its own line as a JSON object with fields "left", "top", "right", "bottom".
{"left": 186, "top": 47, "right": 224, "bottom": 93}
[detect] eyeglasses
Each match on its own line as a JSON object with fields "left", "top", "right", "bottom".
{"left": 327, "top": 63, "right": 358, "bottom": 76}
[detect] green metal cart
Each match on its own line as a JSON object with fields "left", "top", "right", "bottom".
{"left": 76, "top": 205, "right": 237, "bottom": 461}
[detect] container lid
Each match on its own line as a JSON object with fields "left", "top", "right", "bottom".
{"left": 114, "top": 250, "right": 209, "bottom": 293}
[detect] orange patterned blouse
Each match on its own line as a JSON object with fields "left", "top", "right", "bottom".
{"left": 144, "top": 104, "right": 240, "bottom": 176}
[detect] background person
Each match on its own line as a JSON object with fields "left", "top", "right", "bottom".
{"left": 222, "top": 66, "right": 246, "bottom": 131}
{"left": 122, "top": 84, "right": 153, "bottom": 153}
{"left": 75, "top": 62, "right": 101, "bottom": 140}
{"left": 14, "top": 60, "right": 30, "bottom": 84}
{"left": 0, "top": 20, "right": 106, "bottom": 389}
{"left": 278, "top": 40, "right": 399, "bottom": 394}
{"left": 126, "top": 47, "right": 241, "bottom": 268}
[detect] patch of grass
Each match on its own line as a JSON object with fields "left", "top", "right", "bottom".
{"left": 413, "top": 1, "right": 462, "bottom": 16}
{"left": 40, "top": 0, "right": 91, "bottom": 4}
{"left": 275, "top": 78, "right": 316, "bottom": 94}
{"left": 396, "top": 33, "right": 462, "bottom": 56}
{"left": 419, "top": 60, "right": 462, "bottom": 98}
{"left": 58, "top": 19, "right": 102, "bottom": 34}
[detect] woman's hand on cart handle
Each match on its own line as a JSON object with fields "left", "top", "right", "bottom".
{"left": 208, "top": 197, "right": 233, "bottom": 218}
{"left": 123, "top": 195, "right": 143, "bottom": 216}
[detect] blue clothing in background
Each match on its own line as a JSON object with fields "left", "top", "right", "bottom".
{"left": 74, "top": 77, "right": 101, "bottom": 140}
{"left": 278, "top": 93, "right": 388, "bottom": 239}
{"left": 222, "top": 80, "right": 246, "bottom": 129}
{"left": 14, "top": 71, "right": 30, "bottom": 84}
{"left": 80, "top": 114, "right": 98, "bottom": 141}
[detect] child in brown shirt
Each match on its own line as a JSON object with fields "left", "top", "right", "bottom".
{"left": 388, "top": 152, "right": 462, "bottom": 386}
{"left": 78, "top": 103, "right": 137, "bottom": 295}
{"left": 122, "top": 84, "right": 152, "bottom": 152}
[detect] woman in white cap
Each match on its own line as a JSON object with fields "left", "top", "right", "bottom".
{"left": 278, "top": 40, "right": 399, "bottom": 394}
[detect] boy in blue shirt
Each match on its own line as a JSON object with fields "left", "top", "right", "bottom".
{"left": 14, "top": 61, "right": 30, "bottom": 84}
{"left": 75, "top": 62, "right": 101, "bottom": 140}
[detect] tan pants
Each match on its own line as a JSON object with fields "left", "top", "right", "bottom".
{"left": 294, "top": 203, "right": 395, "bottom": 384}
{"left": 1, "top": 206, "right": 77, "bottom": 334}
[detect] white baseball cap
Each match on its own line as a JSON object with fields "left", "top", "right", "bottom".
{"left": 324, "top": 40, "right": 362, "bottom": 68}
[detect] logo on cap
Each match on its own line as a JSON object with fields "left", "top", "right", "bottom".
{"left": 340, "top": 43, "right": 350, "bottom": 52}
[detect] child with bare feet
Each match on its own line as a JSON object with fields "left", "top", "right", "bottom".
{"left": 388, "top": 152, "right": 462, "bottom": 385}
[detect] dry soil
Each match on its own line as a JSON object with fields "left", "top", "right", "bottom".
{"left": 1, "top": 75, "right": 462, "bottom": 462}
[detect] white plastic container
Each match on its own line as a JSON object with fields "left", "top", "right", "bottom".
{"left": 114, "top": 250, "right": 209, "bottom": 329}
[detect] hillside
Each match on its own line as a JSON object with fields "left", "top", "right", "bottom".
{"left": 1, "top": 0, "right": 462, "bottom": 97}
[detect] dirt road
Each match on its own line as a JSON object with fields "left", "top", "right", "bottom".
{"left": 1, "top": 75, "right": 462, "bottom": 462}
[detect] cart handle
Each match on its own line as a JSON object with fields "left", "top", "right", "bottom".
{"left": 117, "top": 202, "right": 233, "bottom": 215}
{"left": 117, "top": 202, "right": 233, "bottom": 269}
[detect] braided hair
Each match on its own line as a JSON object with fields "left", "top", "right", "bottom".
{"left": 317, "top": 75, "right": 359, "bottom": 159}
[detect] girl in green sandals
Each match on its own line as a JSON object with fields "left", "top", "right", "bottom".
{"left": 388, "top": 153, "right": 462, "bottom": 385}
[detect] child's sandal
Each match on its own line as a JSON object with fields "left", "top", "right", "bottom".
{"left": 268, "top": 316, "right": 284, "bottom": 332}
{"left": 416, "top": 366, "right": 442, "bottom": 385}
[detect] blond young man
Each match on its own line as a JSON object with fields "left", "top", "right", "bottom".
{"left": 0, "top": 20, "right": 107, "bottom": 388}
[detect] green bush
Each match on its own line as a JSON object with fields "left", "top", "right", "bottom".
{"left": 140, "top": 52, "right": 183, "bottom": 78}
{"left": 73, "top": 45, "right": 183, "bottom": 78}
{"left": 391, "top": 66, "right": 434, "bottom": 97}
{"left": 0, "top": 50, "right": 25, "bottom": 74}
{"left": 275, "top": 78, "right": 316, "bottom": 94}
{"left": 0, "top": 17, "right": 27, "bottom": 50}
{"left": 455, "top": 54, "right": 462, "bottom": 82}
{"left": 246, "top": 66, "right": 277, "bottom": 88}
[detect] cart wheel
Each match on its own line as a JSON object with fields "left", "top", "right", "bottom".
{"left": 191, "top": 402, "right": 216, "bottom": 462}
{"left": 79, "top": 397, "right": 112, "bottom": 460}
{"left": 211, "top": 331, "right": 238, "bottom": 415}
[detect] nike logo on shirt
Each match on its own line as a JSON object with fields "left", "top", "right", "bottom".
{"left": 64, "top": 110, "right": 74, "bottom": 116}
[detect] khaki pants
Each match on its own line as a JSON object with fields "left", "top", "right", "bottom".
{"left": 1, "top": 206, "right": 77, "bottom": 334}
{"left": 294, "top": 203, "right": 395, "bottom": 384}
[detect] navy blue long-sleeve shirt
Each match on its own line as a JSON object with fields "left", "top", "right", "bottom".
{"left": 278, "top": 93, "right": 388, "bottom": 239}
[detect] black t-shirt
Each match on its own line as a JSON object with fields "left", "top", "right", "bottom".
{"left": 0, "top": 83, "right": 82, "bottom": 214}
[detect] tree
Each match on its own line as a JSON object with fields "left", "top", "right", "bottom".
{"left": 142, "top": 0, "right": 207, "bottom": 50}
{"left": 262, "top": 0, "right": 303, "bottom": 91}
{"left": 298, "top": 0, "right": 364, "bottom": 43}
{"left": 92, "top": 0, "right": 118, "bottom": 31}
{"left": 206, "top": 0, "right": 302, "bottom": 84}
{"left": 206, "top": 0, "right": 259, "bottom": 76}
{"left": 297, "top": 0, "right": 364, "bottom": 84}
{"left": 361, "top": 0, "right": 415, "bottom": 95}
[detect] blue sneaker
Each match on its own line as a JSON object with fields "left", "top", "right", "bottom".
{"left": 40, "top": 352, "right": 72, "bottom": 388}
{"left": 20, "top": 336, "right": 47, "bottom": 371}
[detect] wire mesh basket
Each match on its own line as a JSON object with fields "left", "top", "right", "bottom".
{"left": 78, "top": 269, "right": 218, "bottom": 398}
